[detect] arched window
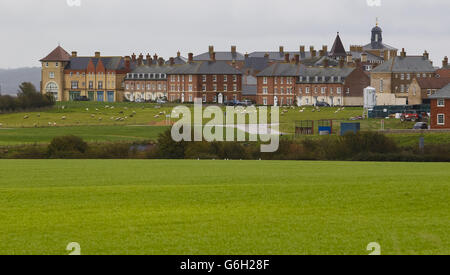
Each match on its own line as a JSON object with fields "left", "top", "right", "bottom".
{"left": 45, "top": 82, "right": 59, "bottom": 100}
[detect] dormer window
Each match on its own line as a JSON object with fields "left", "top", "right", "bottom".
{"left": 315, "top": 76, "right": 318, "bottom": 82}
{"left": 322, "top": 76, "right": 325, "bottom": 82}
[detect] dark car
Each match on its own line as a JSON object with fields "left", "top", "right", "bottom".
{"left": 316, "top": 101, "right": 330, "bottom": 107}
{"left": 413, "top": 122, "right": 428, "bottom": 130}
{"left": 74, "top": 96, "right": 89, "bottom": 101}
{"left": 224, "top": 100, "right": 238, "bottom": 106}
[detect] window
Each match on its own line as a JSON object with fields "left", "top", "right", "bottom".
{"left": 407, "top": 74, "right": 410, "bottom": 80}
{"left": 401, "top": 74, "right": 405, "bottom": 80}
{"left": 213, "top": 75, "right": 217, "bottom": 82}
{"left": 380, "top": 79, "right": 384, "bottom": 93}
{"left": 224, "top": 75, "right": 228, "bottom": 82}
{"left": 71, "top": 81, "right": 78, "bottom": 89}
{"left": 188, "top": 85, "right": 193, "bottom": 92}
{"left": 126, "top": 84, "right": 129, "bottom": 90}
{"left": 202, "top": 85, "right": 206, "bottom": 92}
{"left": 98, "top": 81, "right": 103, "bottom": 89}
{"left": 189, "top": 75, "right": 193, "bottom": 82}
{"left": 55, "top": 62, "right": 59, "bottom": 67}
{"left": 263, "top": 87, "right": 268, "bottom": 94}
{"left": 346, "top": 88, "right": 350, "bottom": 94}
{"left": 321, "top": 87, "right": 326, "bottom": 94}
{"left": 305, "top": 87, "right": 310, "bottom": 94}
{"left": 337, "top": 87, "right": 342, "bottom": 94}
{"left": 45, "top": 62, "right": 49, "bottom": 67}
{"left": 438, "top": 99, "right": 445, "bottom": 107}
{"left": 263, "top": 77, "right": 268, "bottom": 84}
{"left": 188, "top": 95, "right": 193, "bottom": 102}
{"left": 437, "top": 114, "right": 445, "bottom": 125}
{"left": 49, "top": 72, "right": 55, "bottom": 79}
{"left": 203, "top": 95, "right": 207, "bottom": 103}
{"left": 233, "top": 75, "right": 237, "bottom": 82}
{"left": 202, "top": 75, "right": 206, "bottom": 82}
{"left": 136, "top": 84, "right": 140, "bottom": 90}
{"left": 263, "top": 97, "right": 267, "bottom": 106}
{"left": 223, "top": 84, "right": 227, "bottom": 92}
{"left": 233, "top": 85, "right": 237, "bottom": 92}
{"left": 213, "top": 84, "right": 217, "bottom": 92}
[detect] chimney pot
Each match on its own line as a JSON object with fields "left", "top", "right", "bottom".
{"left": 231, "top": 46, "right": 237, "bottom": 54}
{"left": 209, "top": 46, "right": 214, "bottom": 54}
{"left": 279, "top": 46, "right": 284, "bottom": 53}
{"left": 132, "top": 53, "right": 136, "bottom": 61}
{"left": 177, "top": 51, "right": 181, "bottom": 57}
{"left": 443, "top": 56, "right": 449, "bottom": 67}
{"left": 294, "top": 54, "right": 300, "bottom": 64}
{"left": 158, "top": 58, "right": 164, "bottom": 66}
{"left": 153, "top": 54, "right": 158, "bottom": 61}
{"left": 300, "top": 46, "right": 305, "bottom": 53}
{"left": 95, "top": 51, "right": 101, "bottom": 58}
{"left": 401, "top": 48, "right": 406, "bottom": 57}
{"left": 311, "top": 50, "right": 317, "bottom": 58}
{"left": 284, "top": 53, "right": 290, "bottom": 63}
{"left": 72, "top": 51, "right": 77, "bottom": 58}
{"left": 170, "top": 57, "right": 175, "bottom": 66}
{"left": 423, "top": 50, "right": 429, "bottom": 60}
{"left": 188, "top": 53, "right": 194, "bottom": 63}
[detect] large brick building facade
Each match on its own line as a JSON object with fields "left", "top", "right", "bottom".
{"left": 430, "top": 84, "right": 450, "bottom": 129}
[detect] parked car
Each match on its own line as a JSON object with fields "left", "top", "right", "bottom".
{"left": 224, "top": 100, "right": 238, "bottom": 106}
{"left": 135, "top": 98, "right": 144, "bottom": 103}
{"left": 413, "top": 122, "right": 428, "bottom": 130}
{"left": 238, "top": 100, "right": 254, "bottom": 107}
{"left": 74, "top": 96, "right": 89, "bottom": 101}
{"left": 316, "top": 101, "right": 331, "bottom": 107}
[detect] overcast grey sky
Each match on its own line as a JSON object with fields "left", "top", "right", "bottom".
{"left": 0, "top": 0, "right": 449, "bottom": 68}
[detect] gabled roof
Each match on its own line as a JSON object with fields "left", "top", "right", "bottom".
{"left": 416, "top": 77, "right": 450, "bottom": 89}
{"left": 329, "top": 33, "right": 347, "bottom": 58}
{"left": 256, "top": 63, "right": 302, "bottom": 77}
{"left": 297, "top": 66, "right": 355, "bottom": 83}
{"left": 362, "top": 43, "right": 397, "bottom": 51}
{"left": 40, "top": 46, "right": 71, "bottom": 62}
{"left": 249, "top": 51, "right": 321, "bottom": 61}
{"left": 193, "top": 52, "right": 245, "bottom": 61}
{"left": 65, "top": 57, "right": 124, "bottom": 70}
{"left": 349, "top": 51, "right": 384, "bottom": 62}
{"left": 130, "top": 64, "right": 174, "bottom": 74}
{"left": 168, "top": 61, "right": 242, "bottom": 75}
{"left": 165, "top": 56, "right": 187, "bottom": 65}
{"left": 372, "top": 56, "right": 436, "bottom": 73}
{"left": 429, "top": 83, "right": 450, "bottom": 99}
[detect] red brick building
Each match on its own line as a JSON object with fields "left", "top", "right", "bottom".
{"left": 167, "top": 53, "right": 243, "bottom": 103}
{"left": 436, "top": 56, "right": 450, "bottom": 78}
{"left": 430, "top": 84, "right": 450, "bottom": 129}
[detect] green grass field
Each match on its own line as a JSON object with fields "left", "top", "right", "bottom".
{"left": 1, "top": 102, "right": 448, "bottom": 147}
{"left": 0, "top": 160, "right": 448, "bottom": 255}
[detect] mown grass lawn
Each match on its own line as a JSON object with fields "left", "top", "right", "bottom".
{"left": 0, "top": 125, "right": 168, "bottom": 145}
{"left": 0, "top": 160, "right": 448, "bottom": 255}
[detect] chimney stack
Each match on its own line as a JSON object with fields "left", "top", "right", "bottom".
{"left": 443, "top": 56, "right": 448, "bottom": 67}
{"left": 188, "top": 53, "right": 194, "bottom": 63}
{"left": 300, "top": 45, "right": 305, "bottom": 54}
{"left": 294, "top": 54, "right": 300, "bottom": 64}
{"left": 153, "top": 54, "right": 158, "bottom": 61}
{"left": 323, "top": 58, "right": 329, "bottom": 68}
{"left": 177, "top": 51, "right": 181, "bottom": 57}
{"left": 95, "top": 51, "right": 101, "bottom": 58}
{"left": 423, "top": 50, "right": 429, "bottom": 60}
{"left": 158, "top": 58, "right": 164, "bottom": 66}
{"left": 361, "top": 52, "right": 368, "bottom": 63}
{"left": 244, "top": 53, "right": 249, "bottom": 59}
{"left": 146, "top": 54, "right": 151, "bottom": 65}
{"left": 209, "top": 46, "right": 214, "bottom": 54}
{"left": 401, "top": 48, "right": 406, "bottom": 58}
{"left": 231, "top": 46, "right": 237, "bottom": 54}
{"left": 346, "top": 54, "right": 353, "bottom": 63}
{"left": 170, "top": 57, "right": 175, "bottom": 66}
{"left": 279, "top": 46, "right": 284, "bottom": 53}
{"left": 211, "top": 52, "right": 216, "bottom": 62}
{"left": 124, "top": 56, "right": 131, "bottom": 70}
{"left": 322, "top": 45, "right": 328, "bottom": 54}
{"left": 264, "top": 53, "right": 269, "bottom": 59}
{"left": 319, "top": 50, "right": 325, "bottom": 57}
{"left": 310, "top": 46, "right": 315, "bottom": 54}
{"left": 311, "top": 50, "right": 317, "bottom": 58}
{"left": 132, "top": 53, "right": 136, "bottom": 62}
{"left": 72, "top": 51, "right": 77, "bottom": 58}
{"left": 284, "top": 53, "right": 290, "bottom": 63}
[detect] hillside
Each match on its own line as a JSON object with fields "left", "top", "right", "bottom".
{"left": 0, "top": 67, "right": 41, "bottom": 95}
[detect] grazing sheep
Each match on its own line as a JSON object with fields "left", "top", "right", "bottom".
{"left": 53, "top": 122, "right": 57, "bottom": 126}
{"left": 98, "top": 117, "right": 103, "bottom": 121}
{"left": 0, "top": 123, "right": 3, "bottom": 127}
{"left": 24, "top": 115, "right": 29, "bottom": 119}
{"left": 48, "top": 122, "right": 52, "bottom": 126}
{"left": 61, "top": 116, "right": 66, "bottom": 120}
{"left": 37, "top": 113, "right": 40, "bottom": 117}
{"left": 91, "top": 114, "right": 95, "bottom": 118}
{"left": 33, "top": 123, "right": 38, "bottom": 128}
{"left": 110, "top": 117, "right": 115, "bottom": 120}
{"left": 86, "top": 108, "right": 89, "bottom": 111}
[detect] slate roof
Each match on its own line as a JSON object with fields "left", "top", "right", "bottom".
{"left": 429, "top": 83, "right": 450, "bottom": 99}
{"left": 193, "top": 52, "right": 245, "bottom": 61}
{"left": 371, "top": 56, "right": 436, "bottom": 73}
{"left": 249, "top": 51, "right": 321, "bottom": 61}
{"left": 243, "top": 57, "right": 270, "bottom": 72}
{"left": 168, "top": 61, "right": 242, "bottom": 75}
{"left": 297, "top": 66, "right": 355, "bottom": 83}
{"left": 40, "top": 46, "right": 71, "bottom": 62}
{"left": 416, "top": 77, "right": 450, "bottom": 89}
{"left": 130, "top": 64, "right": 174, "bottom": 74}
{"left": 165, "top": 56, "right": 187, "bottom": 65}
{"left": 349, "top": 51, "right": 384, "bottom": 62}
{"left": 65, "top": 57, "right": 124, "bottom": 70}
{"left": 362, "top": 42, "right": 397, "bottom": 51}
{"left": 329, "top": 33, "right": 347, "bottom": 58}
{"left": 256, "top": 63, "right": 303, "bottom": 77}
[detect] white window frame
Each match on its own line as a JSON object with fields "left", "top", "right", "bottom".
{"left": 437, "top": 114, "right": 445, "bottom": 125}
{"left": 437, "top": 99, "right": 445, "bottom": 107}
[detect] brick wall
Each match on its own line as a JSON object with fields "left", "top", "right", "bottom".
{"left": 431, "top": 98, "right": 450, "bottom": 129}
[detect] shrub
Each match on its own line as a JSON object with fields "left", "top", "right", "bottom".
{"left": 156, "top": 129, "right": 187, "bottom": 159}
{"left": 48, "top": 135, "right": 88, "bottom": 158}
